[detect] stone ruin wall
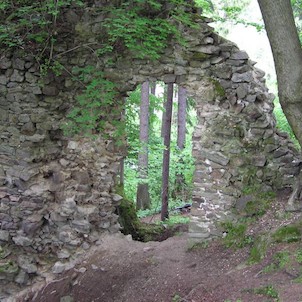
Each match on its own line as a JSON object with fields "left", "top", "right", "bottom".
{"left": 0, "top": 7, "right": 300, "bottom": 297}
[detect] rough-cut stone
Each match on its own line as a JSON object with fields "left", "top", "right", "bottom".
{"left": 17, "top": 255, "right": 37, "bottom": 274}
{"left": 231, "top": 71, "right": 253, "bottom": 82}
{"left": 253, "top": 155, "right": 267, "bottom": 167}
{"left": 12, "top": 235, "right": 32, "bottom": 247}
{"left": 0, "top": 8, "right": 300, "bottom": 296}
{"left": 15, "top": 270, "right": 29, "bottom": 285}
{"left": 230, "top": 51, "right": 249, "bottom": 60}
{"left": 52, "top": 261, "right": 67, "bottom": 274}
{"left": 0, "top": 230, "right": 10, "bottom": 241}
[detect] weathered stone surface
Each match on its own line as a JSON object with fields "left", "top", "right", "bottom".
{"left": 15, "top": 270, "right": 29, "bottom": 285}
{"left": 52, "top": 261, "right": 67, "bottom": 274}
{"left": 0, "top": 230, "right": 10, "bottom": 241}
{"left": 231, "top": 71, "right": 253, "bottom": 82}
{"left": 0, "top": 9, "right": 300, "bottom": 295}
{"left": 17, "top": 255, "right": 37, "bottom": 274}
{"left": 10, "top": 70, "right": 24, "bottom": 82}
{"left": 253, "top": 155, "right": 267, "bottom": 167}
{"left": 12, "top": 235, "right": 32, "bottom": 247}
{"left": 230, "top": 51, "right": 249, "bottom": 60}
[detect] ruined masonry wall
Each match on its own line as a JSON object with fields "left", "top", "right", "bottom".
{"left": 0, "top": 8, "right": 300, "bottom": 298}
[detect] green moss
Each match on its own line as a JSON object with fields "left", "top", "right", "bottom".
{"left": 191, "top": 52, "right": 211, "bottom": 61}
{"left": 115, "top": 185, "right": 166, "bottom": 242}
{"left": 209, "top": 78, "right": 225, "bottom": 97}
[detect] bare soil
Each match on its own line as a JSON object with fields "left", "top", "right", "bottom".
{"left": 14, "top": 189, "right": 302, "bottom": 302}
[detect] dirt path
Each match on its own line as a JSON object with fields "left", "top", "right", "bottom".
{"left": 13, "top": 190, "right": 302, "bottom": 302}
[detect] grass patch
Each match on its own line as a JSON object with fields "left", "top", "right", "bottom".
{"left": 295, "top": 248, "right": 302, "bottom": 264}
{"left": 221, "top": 221, "right": 253, "bottom": 249}
{"left": 253, "top": 285, "right": 280, "bottom": 300}
{"left": 272, "top": 225, "right": 301, "bottom": 243}
{"left": 274, "top": 250, "right": 291, "bottom": 268}
{"left": 187, "top": 241, "right": 209, "bottom": 251}
{"left": 159, "top": 214, "right": 190, "bottom": 226}
{"left": 248, "top": 235, "right": 269, "bottom": 264}
{"left": 244, "top": 285, "right": 280, "bottom": 300}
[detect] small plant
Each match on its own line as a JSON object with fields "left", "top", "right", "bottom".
{"left": 262, "top": 263, "right": 278, "bottom": 273}
{"left": 274, "top": 250, "right": 291, "bottom": 269}
{"left": 253, "top": 285, "right": 279, "bottom": 300}
{"left": 295, "top": 248, "right": 302, "bottom": 264}
{"left": 244, "top": 285, "right": 280, "bottom": 300}
{"left": 172, "top": 293, "right": 182, "bottom": 302}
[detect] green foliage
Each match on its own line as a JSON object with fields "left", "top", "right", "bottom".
{"left": 252, "top": 285, "right": 279, "bottom": 300}
{"left": 63, "top": 66, "right": 124, "bottom": 139}
{"left": 99, "top": 0, "right": 201, "bottom": 60}
{"left": 206, "top": 0, "right": 263, "bottom": 32}
{"left": 0, "top": 0, "right": 84, "bottom": 49}
{"left": 274, "top": 98, "right": 300, "bottom": 148}
{"left": 0, "top": 260, "right": 18, "bottom": 274}
{"left": 159, "top": 214, "right": 190, "bottom": 226}
{"left": 272, "top": 224, "right": 301, "bottom": 243}
{"left": 124, "top": 84, "right": 196, "bottom": 212}
{"left": 274, "top": 250, "right": 291, "bottom": 268}
{"left": 295, "top": 248, "right": 302, "bottom": 263}
{"left": 221, "top": 221, "right": 253, "bottom": 249}
{"left": 171, "top": 294, "right": 182, "bottom": 302}
{"left": 248, "top": 235, "right": 268, "bottom": 264}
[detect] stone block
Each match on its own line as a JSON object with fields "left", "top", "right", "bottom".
{"left": 230, "top": 50, "right": 249, "bottom": 60}
{"left": 0, "top": 230, "right": 10, "bottom": 242}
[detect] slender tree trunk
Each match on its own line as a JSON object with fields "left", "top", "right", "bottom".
{"left": 258, "top": 0, "right": 302, "bottom": 208}
{"left": 174, "top": 86, "right": 187, "bottom": 199}
{"left": 161, "top": 83, "right": 174, "bottom": 221}
{"left": 149, "top": 82, "right": 156, "bottom": 134}
{"left": 119, "top": 158, "right": 124, "bottom": 186}
{"left": 136, "top": 81, "right": 151, "bottom": 210}
{"left": 150, "top": 82, "right": 156, "bottom": 95}
{"left": 177, "top": 86, "right": 187, "bottom": 150}
{"left": 161, "top": 85, "right": 167, "bottom": 138}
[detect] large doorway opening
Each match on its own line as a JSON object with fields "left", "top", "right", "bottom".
{"left": 118, "top": 81, "right": 197, "bottom": 227}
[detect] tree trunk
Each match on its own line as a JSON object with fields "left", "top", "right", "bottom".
{"left": 161, "top": 83, "right": 174, "bottom": 221}
{"left": 258, "top": 0, "right": 302, "bottom": 144}
{"left": 161, "top": 85, "right": 167, "bottom": 138}
{"left": 136, "top": 81, "right": 151, "bottom": 210}
{"left": 258, "top": 0, "right": 302, "bottom": 209}
{"left": 119, "top": 158, "right": 124, "bottom": 186}
{"left": 174, "top": 86, "right": 187, "bottom": 199}
{"left": 150, "top": 82, "right": 156, "bottom": 95}
{"left": 177, "top": 86, "right": 187, "bottom": 150}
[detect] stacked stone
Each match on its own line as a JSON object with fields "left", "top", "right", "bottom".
{"left": 179, "top": 21, "right": 300, "bottom": 240}
{"left": 0, "top": 50, "right": 123, "bottom": 296}
{"left": 0, "top": 10, "right": 301, "bottom": 298}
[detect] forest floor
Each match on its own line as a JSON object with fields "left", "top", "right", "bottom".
{"left": 13, "top": 188, "right": 302, "bottom": 302}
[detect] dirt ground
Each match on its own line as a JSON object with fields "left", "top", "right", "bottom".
{"left": 13, "top": 189, "right": 302, "bottom": 302}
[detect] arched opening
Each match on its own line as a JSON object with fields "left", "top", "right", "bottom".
{"left": 114, "top": 80, "right": 197, "bottom": 240}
